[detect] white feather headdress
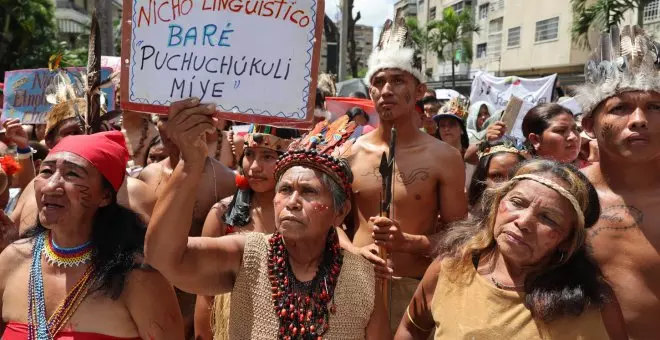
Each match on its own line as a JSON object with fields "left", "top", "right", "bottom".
{"left": 575, "top": 25, "right": 660, "bottom": 118}
{"left": 364, "top": 18, "right": 423, "bottom": 85}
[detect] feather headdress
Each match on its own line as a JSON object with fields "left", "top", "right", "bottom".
{"left": 575, "top": 25, "right": 660, "bottom": 118}
{"left": 364, "top": 18, "right": 423, "bottom": 85}
{"left": 44, "top": 12, "right": 119, "bottom": 136}
{"left": 317, "top": 73, "right": 337, "bottom": 97}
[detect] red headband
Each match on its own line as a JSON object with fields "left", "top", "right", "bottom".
{"left": 49, "top": 131, "right": 129, "bottom": 192}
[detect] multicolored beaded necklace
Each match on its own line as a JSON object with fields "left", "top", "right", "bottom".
{"left": 268, "top": 228, "right": 343, "bottom": 340}
{"left": 42, "top": 231, "right": 93, "bottom": 268}
{"left": 28, "top": 231, "right": 96, "bottom": 339}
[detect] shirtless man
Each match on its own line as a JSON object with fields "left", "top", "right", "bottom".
{"left": 138, "top": 115, "right": 237, "bottom": 238}
{"left": 577, "top": 26, "right": 660, "bottom": 339}
{"left": 137, "top": 110, "right": 237, "bottom": 339}
{"left": 345, "top": 19, "right": 468, "bottom": 331}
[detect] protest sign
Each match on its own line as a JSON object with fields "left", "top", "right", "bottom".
{"left": 469, "top": 71, "right": 556, "bottom": 113}
{"left": 121, "top": 0, "right": 325, "bottom": 128}
{"left": 2, "top": 68, "right": 116, "bottom": 124}
{"left": 102, "top": 56, "right": 122, "bottom": 74}
{"left": 325, "top": 97, "right": 378, "bottom": 127}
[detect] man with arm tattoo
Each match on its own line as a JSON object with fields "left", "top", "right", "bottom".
{"left": 342, "top": 18, "right": 467, "bottom": 332}
{"left": 576, "top": 26, "right": 660, "bottom": 339}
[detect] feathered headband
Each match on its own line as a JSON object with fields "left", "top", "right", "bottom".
{"left": 244, "top": 124, "right": 295, "bottom": 152}
{"left": 44, "top": 12, "right": 119, "bottom": 137}
{"left": 440, "top": 97, "right": 469, "bottom": 118}
{"left": 365, "top": 18, "right": 423, "bottom": 85}
{"left": 575, "top": 25, "right": 660, "bottom": 118}
{"left": 275, "top": 115, "right": 357, "bottom": 195}
{"left": 477, "top": 137, "right": 530, "bottom": 160}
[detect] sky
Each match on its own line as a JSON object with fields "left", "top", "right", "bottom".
{"left": 324, "top": 0, "right": 396, "bottom": 44}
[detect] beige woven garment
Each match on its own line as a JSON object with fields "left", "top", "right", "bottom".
{"left": 211, "top": 293, "right": 232, "bottom": 340}
{"left": 227, "top": 232, "right": 375, "bottom": 340}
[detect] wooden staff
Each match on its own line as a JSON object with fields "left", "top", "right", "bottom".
{"left": 378, "top": 128, "right": 396, "bottom": 319}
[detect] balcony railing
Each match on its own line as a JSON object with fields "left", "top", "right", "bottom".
{"left": 56, "top": 0, "right": 88, "bottom": 14}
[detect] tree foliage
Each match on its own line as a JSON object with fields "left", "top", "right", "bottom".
{"left": 405, "top": 17, "right": 442, "bottom": 75}
{"left": 0, "top": 0, "right": 59, "bottom": 77}
{"left": 571, "top": 0, "right": 652, "bottom": 49}
{"left": 431, "top": 7, "right": 479, "bottom": 87}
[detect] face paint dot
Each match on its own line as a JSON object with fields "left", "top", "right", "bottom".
{"left": 312, "top": 202, "right": 329, "bottom": 212}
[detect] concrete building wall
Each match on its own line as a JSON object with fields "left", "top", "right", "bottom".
{"left": 319, "top": 23, "right": 374, "bottom": 76}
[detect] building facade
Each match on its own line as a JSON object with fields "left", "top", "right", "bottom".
{"left": 471, "top": 0, "right": 589, "bottom": 82}
{"left": 319, "top": 22, "right": 374, "bottom": 76}
{"left": 405, "top": 0, "right": 660, "bottom": 89}
{"left": 415, "top": 0, "right": 474, "bottom": 83}
{"left": 53, "top": 0, "right": 123, "bottom": 49}
{"left": 394, "top": 0, "right": 418, "bottom": 20}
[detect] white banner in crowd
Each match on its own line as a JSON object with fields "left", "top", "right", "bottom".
{"left": 470, "top": 71, "right": 557, "bottom": 138}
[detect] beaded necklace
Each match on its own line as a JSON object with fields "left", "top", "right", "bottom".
{"left": 28, "top": 232, "right": 96, "bottom": 339}
{"left": 268, "top": 229, "right": 343, "bottom": 340}
{"left": 42, "top": 231, "right": 93, "bottom": 268}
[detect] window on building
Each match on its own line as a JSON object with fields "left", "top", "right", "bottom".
{"left": 418, "top": 0, "right": 424, "bottom": 8}
{"left": 508, "top": 26, "right": 521, "bottom": 47}
{"left": 489, "top": 17, "right": 502, "bottom": 33}
{"left": 477, "top": 43, "right": 488, "bottom": 58}
{"left": 479, "top": 3, "right": 489, "bottom": 19}
{"left": 489, "top": 0, "right": 504, "bottom": 12}
{"left": 429, "top": 6, "right": 436, "bottom": 20}
{"left": 488, "top": 18, "right": 503, "bottom": 57}
{"left": 535, "top": 17, "right": 559, "bottom": 42}
{"left": 452, "top": 0, "right": 472, "bottom": 13}
{"left": 644, "top": 0, "right": 660, "bottom": 23}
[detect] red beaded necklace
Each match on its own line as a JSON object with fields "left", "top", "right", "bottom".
{"left": 268, "top": 229, "right": 343, "bottom": 340}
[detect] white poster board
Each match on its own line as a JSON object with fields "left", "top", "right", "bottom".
{"left": 470, "top": 71, "right": 557, "bottom": 139}
{"left": 121, "top": 0, "right": 324, "bottom": 128}
{"left": 470, "top": 72, "right": 557, "bottom": 112}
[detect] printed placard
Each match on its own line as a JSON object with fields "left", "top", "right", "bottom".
{"left": 2, "top": 68, "right": 116, "bottom": 124}
{"left": 121, "top": 0, "right": 324, "bottom": 128}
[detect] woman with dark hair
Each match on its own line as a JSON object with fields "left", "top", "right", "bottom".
{"left": 397, "top": 159, "right": 628, "bottom": 339}
{"left": 522, "top": 103, "right": 581, "bottom": 164}
{"left": 467, "top": 137, "right": 529, "bottom": 211}
{"left": 433, "top": 113, "right": 473, "bottom": 189}
{"left": 143, "top": 135, "right": 169, "bottom": 167}
{"left": 194, "top": 125, "right": 298, "bottom": 339}
{"left": 487, "top": 103, "right": 581, "bottom": 164}
{"left": 346, "top": 107, "right": 370, "bottom": 127}
{"left": 0, "top": 132, "right": 183, "bottom": 339}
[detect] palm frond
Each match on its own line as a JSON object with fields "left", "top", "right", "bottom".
{"left": 571, "top": 0, "right": 646, "bottom": 49}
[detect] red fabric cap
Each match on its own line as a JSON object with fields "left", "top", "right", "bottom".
{"left": 50, "top": 131, "right": 129, "bottom": 192}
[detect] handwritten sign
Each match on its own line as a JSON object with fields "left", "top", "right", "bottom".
{"left": 470, "top": 71, "right": 556, "bottom": 113}
{"left": 102, "top": 56, "right": 122, "bottom": 74}
{"left": 2, "top": 68, "right": 116, "bottom": 124}
{"left": 121, "top": 0, "right": 324, "bottom": 128}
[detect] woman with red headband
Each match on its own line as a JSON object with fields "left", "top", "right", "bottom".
{"left": 146, "top": 98, "right": 390, "bottom": 339}
{"left": 0, "top": 131, "right": 183, "bottom": 339}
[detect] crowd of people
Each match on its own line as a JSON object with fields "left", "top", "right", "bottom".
{"left": 0, "top": 17, "right": 658, "bottom": 340}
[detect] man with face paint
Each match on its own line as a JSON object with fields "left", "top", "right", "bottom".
{"left": 576, "top": 25, "right": 660, "bottom": 339}
{"left": 341, "top": 18, "right": 468, "bottom": 332}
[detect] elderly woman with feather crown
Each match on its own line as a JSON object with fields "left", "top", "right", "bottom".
{"left": 145, "top": 97, "right": 391, "bottom": 339}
